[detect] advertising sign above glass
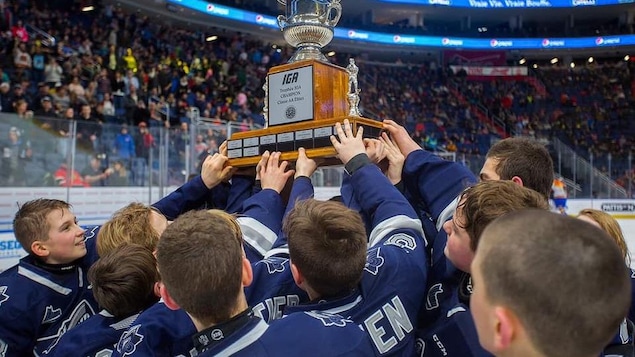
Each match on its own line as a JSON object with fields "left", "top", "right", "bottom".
{"left": 168, "top": 0, "right": 635, "bottom": 49}
{"left": 381, "top": 0, "right": 633, "bottom": 7}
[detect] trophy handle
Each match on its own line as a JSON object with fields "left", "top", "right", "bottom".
{"left": 321, "top": 0, "right": 341, "bottom": 27}
{"left": 277, "top": 15, "right": 288, "bottom": 30}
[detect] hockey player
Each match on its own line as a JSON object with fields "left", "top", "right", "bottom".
{"left": 416, "top": 181, "right": 549, "bottom": 356}
{"left": 47, "top": 244, "right": 160, "bottom": 356}
{"left": 261, "top": 119, "right": 429, "bottom": 356}
{"left": 111, "top": 150, "right": 312, "bottom": 357}
{"left": 0, "top": 150, "right": 234, "bottom": 356}
{"left": 156, "top": 209, "right": 375, "bottom": 356}
{"left": 577, "top": 209, "right": 635, "bottom": 356}
{"left": 471, "top": 210, "right": 630, "bottom": 357}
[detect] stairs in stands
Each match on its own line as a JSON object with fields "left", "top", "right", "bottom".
{"left": 525, "top": 76, "right": 547, "bottom": 97}
{"left": 448, "top": 86, "right": 509, "bottom": 138}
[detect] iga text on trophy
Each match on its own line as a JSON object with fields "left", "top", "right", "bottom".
{"left": 226, "top": 0, "right": 383, "bottom": 167}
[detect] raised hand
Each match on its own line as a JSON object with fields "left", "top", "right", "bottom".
{"left": 201, "top": 153, "right": 233, "bottom": 189}
{"left": 379, "top": 132, "right": 405, "bottom": 185}
{"left": 330, "top": 119, "right": 366, "bottom": 165}
{"left": 295, "top": 147, "right": 319, "bottom": 179}
{"left": 259, "top": 151, "right": 295, "bottom": 194}
{"left": 364, "top": 138, "right": 386, "bottom": 164}
{"left": 382, "top": 119, "right": 421, "bottom": 158}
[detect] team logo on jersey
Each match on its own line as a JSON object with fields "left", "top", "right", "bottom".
{"left": 0, "top": 286, "right": 8, "bottom": 307}
{"left": 305, "top": 311, "right": 350, "bottom": 327}
{"left": 117, "top": 325, "right": 144, "bottom": 356}
{"left": 364, "top": 248, "right": 384, "bottom": 276}
{"left": 425, "top": 283, "right": 444, "bottom": 311}
{"left": 384, "top": 233, "right": 417, "bottom": 251}
{"left": 258, "top": 257, "right": 289, "bottom": 274}
{"left": 42, "top": 305, "right": 63, "bottom": 324}
{"left": 84, "top": 226, "right": 99, "bottom": 241}
{"left": 40, "top": 299, "right": 96, "bottom": 354}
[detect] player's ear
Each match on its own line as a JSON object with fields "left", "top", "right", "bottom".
{"left": 290, "top": 261, "right": 304, "bottom": 287}
{"left": 510, "top": 176, "right": 524, "bottom": 188}
{"left": 241, "top": 256, "right": 253, "bottom": 288}
{"left": 160, "top": 283, "right": 181, "bottom": 311}
{"left": 31, "top": 240, "right": 50, "bottom": 259}
{"left": 493, "top": 306, "right": 516, "bottom": 351}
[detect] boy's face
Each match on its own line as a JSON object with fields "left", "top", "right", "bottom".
{"left": 41, "top": 208, "right": 87, "bottom": 264}
{"left": 469, "top": 251, "right": 497, "bottom": 354}
{"left": 443, "top": 201, "right": 475, "bottom": 273}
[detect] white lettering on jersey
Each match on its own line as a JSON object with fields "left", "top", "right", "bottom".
{"left": 116, "top": 325, "right": 144, "bottom": 356}
{"left": 425, "top": 283, "right": 444, "bottom": 311}
{"left": 384, "top": 233, "right": 417, "bottom": 251}
{"left": 94, "top": 348, "right": 113, "bottom": 357}
{"left": 432, "top": 334, "right": 447, "bottom": 355}
{"left": 363, "top": 296, "right": 413, "bottom": 354}
{"left": 0, "top": 286, "right": 8, "bottom": 307}
{"left": 305, "top": 311, "right": 351, "bottom": 327}
{"left": 252, "top": 295, "right": 300, "bottom": 322}
{"left": 364, "top": 248, "right": 385, "bottom": 276}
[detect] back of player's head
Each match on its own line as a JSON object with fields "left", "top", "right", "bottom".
{"left": 283, "top": 199, "right": 367, "bottom": 297}
{"left": 88, "top": 243, "right": 159, "bottom": 318}
{"left": 97, "top": 202, "right": 159, "bottom": 256}
{"left": 13, "top": 198, "right": 71, "bottom": 254}
{"left": 458, "top": 181, "right": 549, "bottom": 251}
{"left": 486, "top": 138, "right": 554, "bottom": 199}
{"left": 156, "top": 209, "right": 243, "bottom": 326}
{"left": 475, "top": 209, "right": 630, "bottom": 357}
{"left": 577, "top": 208, "right": 629, "bottom": 262}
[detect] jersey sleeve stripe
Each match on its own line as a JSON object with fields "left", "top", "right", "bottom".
{"left": 237, "top": 217, "right": 278, "bottom": 256}
{"left": 368, "top": 215, "right": 425, "bottom": 248}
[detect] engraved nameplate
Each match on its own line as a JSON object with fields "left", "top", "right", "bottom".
{"left": 268, "top": 65, "right": 314, "bottom": 126}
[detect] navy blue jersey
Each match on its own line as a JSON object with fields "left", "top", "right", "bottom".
{"left": 279, "top": 163, "right": 428, "bottom": 356}
{"left": 415, "top": 304, "right": 493, "bottom": 357}
{"left": 112, "top": 254, "right": 308, "bottom": 357}
{"left": 401, "top": 149, "right": 476, "bottom": 229}
{"left": 113, "top": 188, "right": 306, "bottom": 357}
{"left": 0, "top": 226, "right": 101, "bottom": 356}
{"left": 196, "top": 310, "right": 375, "bottom": 357}
{"left": 46, "top": 310, "right": 139, "bottom": 357}
{"left": 112, "top": 302, "right": 198, "bottom": 357}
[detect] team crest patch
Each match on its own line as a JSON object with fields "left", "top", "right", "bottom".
{"left": 384, "top": 233, "right": 417, "bottom": 251}
{"left": 258, "top": 258, "right": 289, "bottom": 274}
{"left": 0, "top": 286, "right": 8, "bottom": 307}
{"left": 364, "top": 248, "right": 384, "bottom": 276}
{"left": 117, "top": 325, "right": 144, "bottom": 356}
{"left": 42, "top": 305, "right": 62, "bottom": 324}
{"left": 305, "top": 311, "right": 350, "bottom": 327}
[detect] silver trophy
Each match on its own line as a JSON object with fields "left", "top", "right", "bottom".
{"left": 277, "top": 0, "right": 342, "bottom": 62}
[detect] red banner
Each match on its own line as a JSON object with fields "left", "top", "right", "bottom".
{"left": 443, "top": 50, "right": 507, "bottom": 66}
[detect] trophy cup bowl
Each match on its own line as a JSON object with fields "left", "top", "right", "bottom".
{"left": 225, "top": 0, "right": 383, "bottom": 168}
{"left": 277, "top": 0, "right": 341, "bottom": 62}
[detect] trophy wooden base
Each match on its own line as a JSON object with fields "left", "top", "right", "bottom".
{"left": 227, "top": 116, "right": 383, "bottom": 167}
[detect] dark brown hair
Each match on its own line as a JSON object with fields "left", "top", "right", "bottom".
{"left": 283, "top": 199, "right": 367, "bottom": 297}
